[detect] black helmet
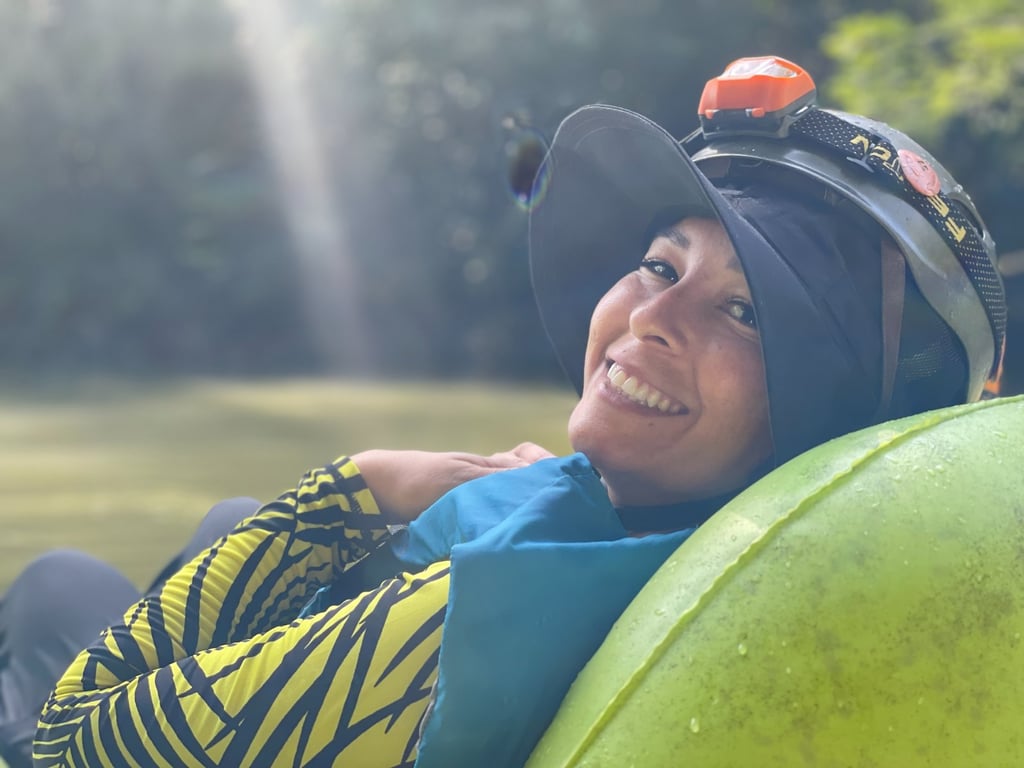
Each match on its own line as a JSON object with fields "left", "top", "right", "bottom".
{"left": 529, "top": 56, "right": 1006, "bottom": 465}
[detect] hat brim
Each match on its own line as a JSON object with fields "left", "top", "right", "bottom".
{"left": 528, "top": 105, "right": 869, "bottom": 464}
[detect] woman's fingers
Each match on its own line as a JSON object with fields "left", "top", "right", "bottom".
{"left": 511, "top": 442, "right": 557, "bottom": 463}
{"left": 480, "top": 442, "right": 555, "bottom": 470}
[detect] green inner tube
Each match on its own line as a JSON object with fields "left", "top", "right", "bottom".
{"left": 529, "top": 395, "right": 1024, "bottom": 767}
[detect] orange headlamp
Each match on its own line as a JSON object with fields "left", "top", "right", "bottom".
{"left": 697, "top": 56, "right": 817, "bottom": 137}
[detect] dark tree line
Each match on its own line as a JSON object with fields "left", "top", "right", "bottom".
{"left": 1, "top": 0, "right": 1021, "bottom": 390}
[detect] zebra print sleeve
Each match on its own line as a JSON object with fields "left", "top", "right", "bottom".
{"left": 35, "top": 456, "right": 449, "bottom": 766}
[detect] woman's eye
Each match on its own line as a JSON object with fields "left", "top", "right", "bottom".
{"left": 725, "top": 299, "right": 757, "bottom": 329}
{"left": 639, "top": 258, "right": 678, "bottom": 283}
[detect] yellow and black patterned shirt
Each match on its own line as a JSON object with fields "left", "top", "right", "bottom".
{"left": 35, "top": 456, "right": 449, "bottom": 767}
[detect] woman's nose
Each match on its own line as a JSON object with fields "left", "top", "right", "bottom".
{"left": 628, "top": 285, "right": 689, "bottom": 350}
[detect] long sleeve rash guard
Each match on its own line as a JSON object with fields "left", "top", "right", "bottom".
{"left": 35, "top": 456, "right": 450, "bottom": 767}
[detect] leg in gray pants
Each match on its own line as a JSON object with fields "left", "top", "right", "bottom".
{"left": 0, "top": 496, "right": 261, "bottom": 767}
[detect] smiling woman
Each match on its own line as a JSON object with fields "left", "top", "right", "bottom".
{"left": 569, "top": 217, "right": 773, "bottom": 507}
{"left": 28, "top": 55, "right": 1008, "bottom": 768}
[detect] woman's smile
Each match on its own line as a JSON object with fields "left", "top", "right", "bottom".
{"left": 603, "top": 361, "right": 688, "bottom": 414}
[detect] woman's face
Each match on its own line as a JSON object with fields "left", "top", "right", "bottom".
{"left": 569, "top": 217, "right": 773, "bottom": 508}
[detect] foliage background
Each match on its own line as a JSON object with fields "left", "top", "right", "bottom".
{"left": 0, "top": 0, "right": 1021, "bottom": 388}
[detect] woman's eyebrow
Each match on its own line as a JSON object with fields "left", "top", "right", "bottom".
{"left": 658, "top": 228, "right": 690, "bottom": 250}
{"left": 657, "top": 227, "right": 745, "bottom": 274}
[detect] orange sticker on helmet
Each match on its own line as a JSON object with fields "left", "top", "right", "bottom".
{"left": 899, "top": 149, "right": 941, "bottom": 197}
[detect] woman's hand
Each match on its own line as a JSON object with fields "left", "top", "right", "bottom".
{"left": 352, "top": 443, "right": 555, "bottom": 524}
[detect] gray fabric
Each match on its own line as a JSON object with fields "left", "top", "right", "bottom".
{"left": 0, "top": 496, "right": 261, "bottom": 767}
{"left": 0, "top": 550, "right": 139, "bottom": 767}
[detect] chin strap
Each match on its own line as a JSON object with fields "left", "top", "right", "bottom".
{"left": 982, "top": 337, "right": 1006, "bottom": 399}
{"left": 875, "top": 237, "right": 906, "bottom": 420}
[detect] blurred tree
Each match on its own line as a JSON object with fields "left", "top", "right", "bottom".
{"left": 824, "top": 0, "right": 1024, "bottom": 154}
{"left": 305, "top": 0, "right": 886, "bottom": 379}
{"left": 0, "top": 0, "right": 1018, "bottom": 387}
{"left": 0, "top": 0, "right": 315, "bottom": 375}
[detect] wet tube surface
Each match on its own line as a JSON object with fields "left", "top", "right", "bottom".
{"left": 529, "top": 396, "right": 1024, "bottom": 767}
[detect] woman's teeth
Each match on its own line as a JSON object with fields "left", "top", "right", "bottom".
{"left": 607, "top": 363, "right": 683, "bottom": 413}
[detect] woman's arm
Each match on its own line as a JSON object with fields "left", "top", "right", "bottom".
{"left": 36, "top": 455, "right": 449, "bottom": 766}
{"left": 37, "top": 560, "right": 452, "bottom": 766}
{"left": 35, "top": 444, "right": 552, "bottom": 766}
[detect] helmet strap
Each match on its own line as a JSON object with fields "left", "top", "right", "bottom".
{"left": 876, "top": 237, "right": 906, "bottom": 420}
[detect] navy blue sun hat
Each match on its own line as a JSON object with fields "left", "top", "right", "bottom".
{"left": 528, "top": 105, "right": 889, "bottom": 466}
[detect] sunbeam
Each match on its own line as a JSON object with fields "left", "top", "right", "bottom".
{"left": 225, "top": 0, "right": 367, "bottom": 373}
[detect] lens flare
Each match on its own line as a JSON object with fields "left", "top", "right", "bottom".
{"left": 503, "top": 120, "right": 549, "bottom": 211}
